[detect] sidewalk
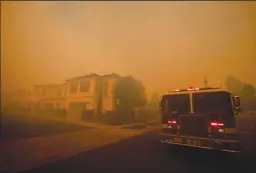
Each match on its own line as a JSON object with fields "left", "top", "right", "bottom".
{"left": 0, "top": 122, "right": 159, "bottom": 173}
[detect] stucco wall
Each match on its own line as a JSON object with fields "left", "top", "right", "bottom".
{"left": 102, "top": 77, "right": 119, "bottom": 112}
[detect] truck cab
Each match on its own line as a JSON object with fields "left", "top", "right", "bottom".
{"left": 160, "top": 87, "right": 242, "bottom": 153}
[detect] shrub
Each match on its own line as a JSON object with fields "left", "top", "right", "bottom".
{"left": 135, "top": 108, "right": 160, "bottom": 122}
{"left": 81, "top": 109, "right": 95, "bottom": 121}
{"left": 102, "top": 111, "right": 117, "bottom": 125}
{"left": 116, "top": 109, "right": 136, "bottom": 124}
{"left": 54, "top": 108, "right": 67, "bottom": 118}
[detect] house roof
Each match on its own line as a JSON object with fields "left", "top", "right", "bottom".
{"left": 34, "top": 83, "right": 65, "bottom": 88}
{"left": 66, "top": 73, "right": 121, "bottom": 81}
{"left": 102, "top": 73, "right": 121, "bottom": 78}
{"left": 66, "top": 73, "right": 100, "bottom": 81}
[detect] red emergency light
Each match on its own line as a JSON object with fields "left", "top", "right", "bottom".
{"left": 168, "top": 120, "right": 177, "bottom": 124}
{"left": 187, "top": 88, "right": 200, "bottom": 91}
{"left": 210, "top": 121, "right": 224, "bottom": 128}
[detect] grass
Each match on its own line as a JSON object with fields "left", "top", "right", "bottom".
{"left": 120, "top": 120, "right": 160, "bottom": 130}
{"left": 1, "top": 114, "right": 93, "bottom": 141}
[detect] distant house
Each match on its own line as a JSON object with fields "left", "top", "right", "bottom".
{"left": 1, "top": 89, "right": 33, "bottom": 113}
{"left": 17, "top": 89, "right": 32, "bottom": 106}
{"left": 31, "top": 84, "right": 66, "bottom": 110}
{"left": 8, "top": 89, "right": 32, "bottom": 108}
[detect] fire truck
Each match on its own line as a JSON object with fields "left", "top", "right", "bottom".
{"left": 160, "top": 87, "right": 243, "bottom": 153}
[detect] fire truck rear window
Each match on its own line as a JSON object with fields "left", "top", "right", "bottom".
{"left": 192, "top": 92, "right": 233, "bottom": 114}
{"left": 163, "top": 94, "right": 190, "bottom": 114}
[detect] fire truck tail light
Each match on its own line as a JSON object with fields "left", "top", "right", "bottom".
{"left": 210, "top": 121, "right": 224, "bottom": 127}
{"left": 168, "top": 120, "right": 177, "bottom": 124}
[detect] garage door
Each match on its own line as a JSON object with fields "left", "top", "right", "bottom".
{"left": 69, "top": 102, "right": 87, "bottom": 111}
{"left": 67, "top": 102, "right": 87, "bottom": 121}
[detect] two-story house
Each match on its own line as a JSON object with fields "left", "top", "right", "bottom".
{"left": 64, "top": 73, "right": 121, "bottom": 120}
{"left": 26, "top": 73, "right": 122, "bottom": 120}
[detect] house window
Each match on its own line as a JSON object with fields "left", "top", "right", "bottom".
{"left": 42, "top": 89, "right": 46, "bottom": 97}
{"left": 63, "top": 88, "right": 66, "bottom": 96}
{"left": 70, "top": 83, "right": 78, "bottom": 93}
{"left": 47, "top": 88, "right": 53, "bottom": 97}
{"left": 69, "top": 102, "right": 87, "bottom": 110}
{"left": 56, "top": 88, "right": 62, "bottom": 96}
{"left": 80, "top": 81, "right": 90, "bottom": 92}
{"left": 36, "top": 90, "right": 40, "bottom": 97}
{"left": 27, "top": 92, "right": 31, "bottom": 99}
{"left": 43, "top": 103, "right": 54, "bottom": 109}
{"left": 103, "top": 81, "right": 108, "bottom": 96}
{"left": 55, "top": 102, "right": 61, "bottom": 109}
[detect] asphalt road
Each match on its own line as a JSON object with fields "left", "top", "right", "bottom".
{"left": 0, "top": 115, "right": 92, "bottom": 141}
{"left": 22, "top": 130, "right": 255, "bottom": 173}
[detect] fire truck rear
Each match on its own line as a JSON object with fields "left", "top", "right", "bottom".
{"left": 160, "top": 87, "right": 243, "bottom": 153}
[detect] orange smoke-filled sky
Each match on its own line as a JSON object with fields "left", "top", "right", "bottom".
{"left": 1, "top": 1, "right": 256, "bottom": 95}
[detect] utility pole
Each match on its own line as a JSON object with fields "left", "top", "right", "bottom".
{"left": 204, "top": 77, "right": 208, "bottom": 88}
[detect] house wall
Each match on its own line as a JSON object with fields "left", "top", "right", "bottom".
{"left": 65, "top": 77, "right": 98, "bottom": 110}
{"left": 39, "top": 99, "right": 65, "bottom": 109}
{"left": 101, "top": 77, "right": 120, "bottom": 113}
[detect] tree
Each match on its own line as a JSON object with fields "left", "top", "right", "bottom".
{"left": 146, "top": 92, "right": 160, "bottom": 110}
{"left": 240, "top": 84, "right": 256, "bottom": 98}
{"left": 204, "top": 77, "right": 208, "bottom": 88}
{"left": 114, "top": 76, "right": 147, "bottom": 110}
{"left": 225, "top": 75, "right": 255, "bottom": 97}
{"left": 225, "top": 75, "right": 244, "bottom": 94}
{"left": 225, "top": 75, "right": 256, "bottom": 111}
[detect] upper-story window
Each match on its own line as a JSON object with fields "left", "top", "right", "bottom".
{"left": 63, "top": 87, "right": 67, "bottom": 96}
{"left": 42, "top": 89, "right": 46, "bottom": 97}
{"left": 56, "top": 87, "right": 62, "bottom": 96}
{"left": 55, "top": 102, "right": 61, "bottom": 109}
{"left": 35, "top": 89, "right": 40, "bottom": 98}
{"left": 80, "top": 81, "right": 90, "bottom": 92}
{"left": 48, "top": 88, "right": 55, "bottom": 97}
{"left": 27, "top": 92, "right": 32, "bottom": 98}
{"left": 103, "top": 81, "right": 108, "bottom": 96}
{"left": 70, "top": 83, "right": 78, "bottom": 93}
